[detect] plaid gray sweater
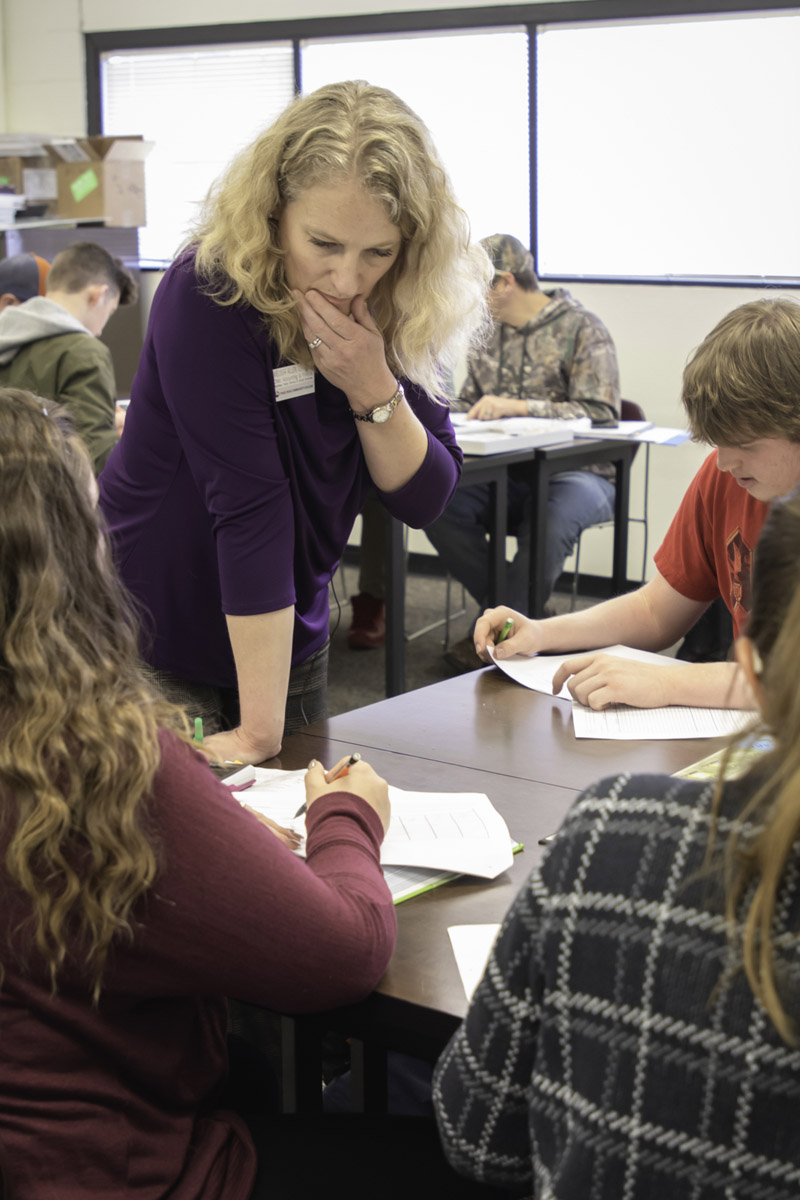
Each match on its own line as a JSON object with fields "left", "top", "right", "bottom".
{"left": 433, "top": 772, "right": 800, "bottom": 1199}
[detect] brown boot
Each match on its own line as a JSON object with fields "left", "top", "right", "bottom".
{"left": 348, "top": 592, "right": 386, "bottom": 649}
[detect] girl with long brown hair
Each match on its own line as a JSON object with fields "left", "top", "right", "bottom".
{"left": 0, "top": 389, "right": 397, "bottom": 1196}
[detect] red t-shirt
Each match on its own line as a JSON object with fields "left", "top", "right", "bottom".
{"left": 654, "top": 450, "right": 768, "bottom": 638}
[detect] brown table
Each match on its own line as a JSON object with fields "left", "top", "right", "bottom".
{"left": 384, "top": 436, "right": 637, "bottom": 696}
{"left": 270, "top": 669, "right": 727, "bottom": 1111}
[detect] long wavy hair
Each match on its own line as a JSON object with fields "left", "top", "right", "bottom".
{"left": 710, "top": 489, "right": 800, "bottom": 1042}
{"left": 682, "top": 298, "right": 800, "bottom": 446}
{"left": 192, "top": 80, "right": 491, "bottom": 398}
{"left": 0, "top": 390, "right": 189, "bottom": 1000}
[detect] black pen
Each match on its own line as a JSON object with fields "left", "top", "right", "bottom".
{"left": 294, "top": 753, "right": 362, "bottom": 818}
{"left": 537, "top": 833, "right": 557, "bottom": 846}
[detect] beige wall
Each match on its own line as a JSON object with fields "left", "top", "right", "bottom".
{"left": 0, "top": 0, "right": 785, "bottom": 577}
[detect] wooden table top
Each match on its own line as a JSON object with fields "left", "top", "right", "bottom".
{"left": 299, "top": 666, "right": 725, "bottom": 793}
{"left": 272, "top": 671, "right": 727, "bottom": 1050}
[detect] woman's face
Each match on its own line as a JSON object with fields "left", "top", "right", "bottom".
{"left": 278, "top": 178, "right": 402, "bottom": 316}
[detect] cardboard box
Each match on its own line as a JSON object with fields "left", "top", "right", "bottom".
{"left": 49, "top": 136, "right": 153, "bottom": 227}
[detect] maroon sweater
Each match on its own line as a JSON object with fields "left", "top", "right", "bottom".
{"left": 0, "top": 732, "right": 396, "bottom": 1198}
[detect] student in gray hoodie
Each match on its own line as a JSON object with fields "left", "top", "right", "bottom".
{"left": 0, "top": 241, "right": 137, "bottom": 473}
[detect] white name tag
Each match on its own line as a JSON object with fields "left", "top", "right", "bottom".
{"left": 274, "top": 364, "right": 315, "bottom": 402}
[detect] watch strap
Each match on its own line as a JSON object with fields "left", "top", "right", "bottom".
{"left": 350, "top": 382, "right": 405, "bottom": 423}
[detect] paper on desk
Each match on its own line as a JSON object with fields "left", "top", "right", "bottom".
{"left": 450, "top": 413, "right": 592, "bottom": 456}
{"left": 448, "top": 925, "right": 501, "bottom": 1001}
{"left": 490, "top": 645, "right": 753, "bottom": 740}
{"left": 573, "top": 423, "right": 689, "bottom": 446}
{"left": 572, "top": 703, "right": 753, "bottom": 740}
{"left": 226, "top": 768, "right": 514, "bottom": 878}
{"left": 491, "top": 642, "right": 681, "bottom": 700}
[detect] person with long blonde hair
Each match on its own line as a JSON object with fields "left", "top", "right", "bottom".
{"left": 98, "top": 80, "right": 491, "bottom": 764}
{"left": 0, "top": 389, "right": 404, "bottom": 1197}
{"left": 434, "top": 488, "right": 800, "bottom": 1199}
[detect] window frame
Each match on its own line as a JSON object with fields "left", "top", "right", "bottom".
{"left": 85, "top": 0, "right": 800, "bottom": 287}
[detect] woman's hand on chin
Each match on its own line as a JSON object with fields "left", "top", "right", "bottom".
{"left": 292, "top": 289, "right": 396, "bottom": 408}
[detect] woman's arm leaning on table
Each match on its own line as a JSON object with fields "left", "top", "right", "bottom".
{"left": 202, "top": 607, "right": 294, "bottom": 764}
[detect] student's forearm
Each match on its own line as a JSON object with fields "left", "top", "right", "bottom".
{"left": 659, "top": 660, "right": 756, "bottom": 710}
{"left": 538, "top": 575, "right": 708, "bottom": 655}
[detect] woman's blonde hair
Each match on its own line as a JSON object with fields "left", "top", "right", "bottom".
{"left": 193, "top": 80, "right": 491, "bottom": 397}
{"left": 710, "top": 489, "right": 800, "bottom": 1042}
{"left": 0, "top": 390, "right": 189, "bottom": 1000}
{"left": 682, "top": 298, "right": 800, "bottom": 446}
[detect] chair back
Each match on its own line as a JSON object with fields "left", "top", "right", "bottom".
{"left": 620, "top": 399, "right": 646, "bottom": 462}
{"left": 621, "top": 399, "right": 646, "bottom": 423}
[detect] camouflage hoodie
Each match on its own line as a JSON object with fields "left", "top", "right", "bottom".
{"left": 456, "top": 287, "right": 621, "bottom": 479}
{"left": 457, "top": 287, "right": 620, "bottom": 422}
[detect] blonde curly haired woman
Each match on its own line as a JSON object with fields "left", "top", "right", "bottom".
{"left": 99, "top": 80, "right": 491, "bottom": 766}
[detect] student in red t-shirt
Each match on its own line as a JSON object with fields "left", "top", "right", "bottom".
{"left": 476, "top": 298, "right": 800, "bottom": 711}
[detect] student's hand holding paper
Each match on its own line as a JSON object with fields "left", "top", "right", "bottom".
{"left": 305, "top": 757, "right": 391, "bottom": 833}
{"left": 553, "top": 652, "right": 677, "bottom": 710}
{"left": 474, "top": 605, "right": 543, "bottom": 662}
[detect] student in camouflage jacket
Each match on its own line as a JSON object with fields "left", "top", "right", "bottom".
{"left": 426, "top": 234, "right": 620, "bottom": 668}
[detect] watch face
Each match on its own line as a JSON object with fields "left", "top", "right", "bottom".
{"left": 372, "top": 407, "right": 391, "bottom": 423}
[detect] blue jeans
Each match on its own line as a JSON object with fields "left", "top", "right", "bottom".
{"left": 425, "top": 470, "right": 616, "bottom": 612}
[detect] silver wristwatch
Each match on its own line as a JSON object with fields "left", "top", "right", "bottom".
{"left": 350, "top": 382, "right": 405, "bottom": 424}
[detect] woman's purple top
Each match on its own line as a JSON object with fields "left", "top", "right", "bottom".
{"left": 99, "top": 254, "right": 462, "bottom": 688}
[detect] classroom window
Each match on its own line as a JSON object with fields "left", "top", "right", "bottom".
{"left": 300, "top": 28, "right": 530, "bottom": 244}
{"left": 100, "top": 43, "right": 295, "bottom": 264}
{"left": 535, "top": 10, "right": 800, "bottom": 281}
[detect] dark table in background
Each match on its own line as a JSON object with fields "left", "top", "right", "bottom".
{"left": 384, "top": 436, "right": 637, "bottom": 697}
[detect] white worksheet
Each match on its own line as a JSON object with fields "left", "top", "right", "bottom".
{"left": 571, "top": 703, "right": 753, "bottom": 740}
{"left": 447, "top": 924, "right": 501, "bottom": 1001}
{"left": 491, "top": 644, "right": 753, "bottom": 740}
{"left": 225, "top": 768, "right": 514, "bottom": 878}
{"left": 491, "top": 642, "right": 680, "bottom": 700}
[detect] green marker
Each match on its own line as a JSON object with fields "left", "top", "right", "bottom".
{"left": 497, "top": 617, "right": 514, "bottom": 644}
{"left": 194, "top": 716, "right": 204, "bottom": 745}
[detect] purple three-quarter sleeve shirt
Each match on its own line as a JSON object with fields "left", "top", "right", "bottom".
{"left": 98, "top": 253, "right": 462, "bottom": 688}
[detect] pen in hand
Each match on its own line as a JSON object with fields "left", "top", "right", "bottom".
{"left": 328, "top": 751, "right": 362, "bottom": 782}
{"left": 496, "top": 617, "right": 514, "bottom": 645}
{"left": 294, "top": 753, "right": 362, "bottom": 818}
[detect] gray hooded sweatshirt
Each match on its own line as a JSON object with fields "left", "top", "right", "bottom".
{"left": 0, "top": 296, "right": 118, "bottom": 473}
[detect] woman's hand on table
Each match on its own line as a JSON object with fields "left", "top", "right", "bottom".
{"left": 292, "top": 289, "right": 397, "bottom": 411}
{"left": 304, "top": 757, "right": 391, "bottom": 833}
{"left": 474, "top": 606, "right": 544, "bottom": 663}
{"left": 467, "top": 396, "right": 527, "bottom": 421}
{"left": 202, "top": 726, "right": 279, "bottom": 767}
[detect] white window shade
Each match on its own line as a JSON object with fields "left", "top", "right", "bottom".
{"left": 101, "top": 44, "right": 296, "bottom": 264}
{"left": 301, "top": 29, "right": 530, "bottom": 246}
{"left": 536, "top": 12, "right": 800, "bottom": 281}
